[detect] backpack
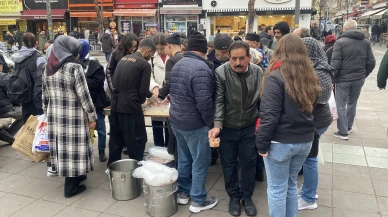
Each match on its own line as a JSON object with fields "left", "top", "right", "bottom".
{"left": 8, "top": 53, "right": 39, "bottom": 104}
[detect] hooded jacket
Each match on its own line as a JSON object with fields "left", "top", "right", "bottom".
{"left": 331, "top": 29, "right": 376, "bottom": 83}
{"left": 259, "top": 31, "right": 272, "bottom": 46}
{"left": 101, "top": 33, "right": 115, "bottom": 54}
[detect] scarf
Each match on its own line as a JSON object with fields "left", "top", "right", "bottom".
{"left": 46, "top": 35, "right": 81, "bottom": 76}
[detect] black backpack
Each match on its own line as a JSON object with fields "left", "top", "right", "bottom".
{"left": 8, "top": 53, "right": 39, "bottom": 104}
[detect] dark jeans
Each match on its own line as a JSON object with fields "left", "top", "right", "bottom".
{"left": 108, "top": 112, "right": 145, "bottom": 166}
{"left": 96, "top": 109, "right": 106, "bottom": 150}
{"left": 152, "top": 120, "right": 169, "bottom": 147}
{"left": 219, "top": 125, "right": 257, "bottom": 199}
{"left": 105, "top": 53, "right": 111, "bottom": 62}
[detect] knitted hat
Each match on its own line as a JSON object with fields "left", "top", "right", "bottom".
{"left": 165, "top": 33, "right": 181, "bottom": 45}
{"left": 187, "top": 32, "right": 207, "bottom": 54}
{"left": 245, "top": 33, "right": 260, "bottom": 42}
{"left": 214, "top": 33, "right": 233, "bottom": 50}
{"left": 274, "top": 21, "right": 290, "bottom": 35}
{"left": 324, "top": 35, "right": 337, "bottom": 44}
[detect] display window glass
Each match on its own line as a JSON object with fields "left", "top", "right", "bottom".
{"left": 211, "top": 16, "right": 246, "bottom": 37}
{"left": 257, "top": 15, "right": 294, "bottom": 31}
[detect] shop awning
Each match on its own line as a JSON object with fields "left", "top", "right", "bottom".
{"left": 113, "top": 9, "right": 156, "bottom": 17}
{"left": 22, "top": 9, "right": 66, "bottom": 20}
{"left": 373, "top": 9, "right": 387, "bottom": 19}
{"left": 70, "top": 12, "right": 113, "bottom": 18}
{"left": 0, "top": 18, "right": 18, "bottom": 25}
{"left": 0, "top": 12, "right": 21, "bottom": 21}
{"left": 160, "top": 7, "right": 202, "bottom": 15}
{"left": 360, "top": 9, "right": 386, "bottom": 19}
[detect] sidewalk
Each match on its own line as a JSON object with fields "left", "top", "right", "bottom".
{"left": 0, "top": 53, "right": 387, "bottom": 217}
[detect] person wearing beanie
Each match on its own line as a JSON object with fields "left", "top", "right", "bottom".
{"left": 207, "top": 33, "right": 233, "bottom": 72}
{"left": 79, "top": 40, "right": 110, "bottom": 162}
{"left": 272, "top": 21, "right": 290, "bottom": 49}
{"left": 323, "top": 34, "right": 337, "bottom": 65}
{"left": 209, "top": 41, "right": 263, "bottom": 216}
{"left": 169, "top": 32, "right": 218, "bottom": 213}
{"left": 245, "top": 33, "right": 269, "bottom": 70}
{"left": 160, "top": 33, "right": 184, "bottom": 158}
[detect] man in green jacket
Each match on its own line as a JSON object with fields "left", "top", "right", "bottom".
{"left": 377, "top": 49, "right": 388, "bottom": 90}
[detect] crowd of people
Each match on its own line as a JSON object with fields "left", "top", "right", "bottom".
{"left": 0, "top": 17, "right": 384, "bottom": 217}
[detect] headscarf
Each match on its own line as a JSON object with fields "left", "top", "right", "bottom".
{"left": 302, "top": 37, "right": 334, "bottom": 104}
{"left": 324, "top": 35, "right": 337, "bottom": 44}
{"left": 46, "top": 35, "right": 81, "bottom": 76}
{"left": 79, "top": 40, "right": 90, "bottom": 61}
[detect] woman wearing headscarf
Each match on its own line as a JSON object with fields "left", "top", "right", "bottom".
{"left": 298, "top": 37, "right": 334, "bottom": 211}
{"left": 79, "top": 40, "right": 110, "bottom": 162}
{"left": 323, "top": 35, "right": 337, "bottom": 65}
{"left": 43, "top": 35, "right": 97, "bottom": 198}
{"left": 38, "top": 31, "right": 47, "bottom": 53}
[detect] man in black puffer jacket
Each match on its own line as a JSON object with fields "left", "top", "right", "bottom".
{"left": 331, "top": 19, "right": 375, "bottom": 140}
{"left": 169, "top": 32, "right": 218, "bottom": 213}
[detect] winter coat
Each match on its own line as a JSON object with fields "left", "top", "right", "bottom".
{"left": 169, "top": 52, "right": 215, "bottom": 131}
{"left": 5, "top": 35, "right": 14, "bottom": 44}
{"left": 149, "top": 52, "right": 169, "bottom": 92}
{"left": 101, "top": 33, "right": 115, "bottom": 54}
{"left": 0, "top": 54, "right": 11, "bottom": 74}
{"left": 38, "top": 34, "right": 47, "bottom": 50}
{"left": 207, "top": 49, "right": 223, "bottom": 70}
{"left": 214, "top": 62, "right": 263, "bottom": 130}
{"left": 256, "top": 67, "right": 315, "bottom": 154}
{"left": 323, "top": 42, "right": 335, "bottom": 65}
{"left": 43, "top": 62, "right": 97, "bottom": 177}
{"left": 259, "top": 31, "right": 272, "bottom": 47}
{"left": 331, "top": 29, "right": 376, "bottom": 83}
{"left": 0, "top": 72, "right": 12, "bottom": 114}
{"left": 377, "top": 49, "right": 388, "bottom": 89}
{"left": 159, "top": 51, "right": 184, "bottom": 98}
{"left": 14, "top": 32, "right": 23, "bottom": 49}
{"left": 83, "top": 56, "right": 110, "bottom": 109}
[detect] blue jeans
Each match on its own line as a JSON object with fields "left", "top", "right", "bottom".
{"left": 96, "top": 109, "right": 107, "bottom": 150}
{"left": 172, "top": 126, "right": 211, "bottom": 204}
{"left": 105, "top": 53, "right": 111, "bottom": 62}
{"left": 301, "top": 127, "right": 328, "bottom": 203}
{"left": 264, "top": 142, "right": 313, "bottom": 217}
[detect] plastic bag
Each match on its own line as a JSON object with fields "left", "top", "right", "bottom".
{"left": 148, "top": 146, "right": 174, "bottom": 161}
{"left": 328, "top": 90, "right": 338, "bottom": 121}
{"left": 32, "top": 114, "right": 50, "bottom": 153}
{"left": 317, "top": 144, "right": 324, "bottom": 165}
{"left": 132, "top": 160, "right": 178, "bottom": 186}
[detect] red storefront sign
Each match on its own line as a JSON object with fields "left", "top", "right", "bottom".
{"left": 115, "top": 0, "right": 157, "bottom": 9}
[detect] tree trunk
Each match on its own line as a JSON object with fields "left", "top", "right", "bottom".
{"left": 247, "top": 0, "right": 256, "bottom": 33}
{"left": 94, "top": 0, "right": 104, "bottom": 41}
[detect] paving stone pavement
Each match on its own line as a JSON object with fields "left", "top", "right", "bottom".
{"left": 1, "top": 49, "right": 388, "bottom": 217}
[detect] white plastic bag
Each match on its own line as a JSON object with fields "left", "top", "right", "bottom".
{"left": 317, "top": 144, "right": 325, "bottom": 165}
{"left": 132, "top": 160, "right": 178, "bottom": 186}
{"left": 328, "top": 90, "right": 338, "bottom": 121}
{"left": 148, "top": 146, "right": 174, "bottom": 161}
{"left": 32, "top": 114, "right": 50, "bottom": 153}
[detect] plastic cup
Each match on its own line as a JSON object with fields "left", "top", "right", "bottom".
{"left": 209, "top": 138, "right": 220, "bottom": 147}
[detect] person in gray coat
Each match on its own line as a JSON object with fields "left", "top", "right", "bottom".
{"left": 331, "top": 19, "right": 376, "bottom": 140}
{"left": 101, "top": 30, "right": 115, "bottom": 62}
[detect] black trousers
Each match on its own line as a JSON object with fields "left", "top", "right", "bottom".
{"left": 152, "top": 120, "right": 169, "bottom": 147}
{"left": 219, "top": 125, "right": 257, "bottom": 199}
{"left": 108, "top": 112, "right": 146, "bottom": 166}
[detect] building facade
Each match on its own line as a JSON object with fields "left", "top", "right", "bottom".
{"left": 203, "top": 0, "right": 312, "bottom": 39}
{"left": 0, "top": 0, "right": 24, "bottom": 41}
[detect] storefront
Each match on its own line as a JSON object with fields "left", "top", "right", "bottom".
{"left": 203, "top": 0, "right": 312, "bottom": 40}
{"left": 113, "top": 0, "right": 158, "bottom": 36}
{"left": 159, "top": 0, "right": 203, "bottom": 34}
{"left": 69, "top": 0, "right": 114, "bottom": 32}
{"left": 22, "top": 0, "right": 68, "bottom": 38}
{"left": 0, "top": 0, "right": 23, "bottom": 42}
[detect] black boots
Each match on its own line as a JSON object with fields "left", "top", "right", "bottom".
{"left": 242, "top": 198, "right": 257, "bottom": 216}
{"left": 229, "top": 198, "right": 241, "bottom": 216}
{"left": 64, "top": 176, "right": 87, "bottom": 198}
{"left": 99, "top": 150, "right": 107, "bottom": 162}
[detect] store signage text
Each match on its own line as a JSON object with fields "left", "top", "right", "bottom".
{"left": 116, "top": 4, "right": 155, "bottom": 9}
{"left": 264, "top": 0, "right": 291, "bottom": 3}
{"left": 0, "top": 0, "right": 23, "bottom": 13}
{"left": 162, "top": 0, "right": 200, "bottom": 5}
{"left": 0, "top": 20, "right": 17, "bottom": 25}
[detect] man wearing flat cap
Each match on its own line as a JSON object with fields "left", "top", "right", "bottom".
{"left": 207, "top": 33, "right": 233, "bottom": 70}
{"left": 245, "top": 33, "right": 269, "bottom": 70}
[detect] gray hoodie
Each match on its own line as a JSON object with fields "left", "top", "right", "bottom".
{"left": 11, "top": 46, "right": 46, "bottom": 67}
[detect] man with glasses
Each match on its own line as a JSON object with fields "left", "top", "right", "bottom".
{"left": 271, "top": 21, "right": 290, "bottom": 49}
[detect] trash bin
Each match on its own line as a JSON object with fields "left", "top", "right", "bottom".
{"left": 143, "top": 182, "right": 178, "bottom": 217}
{"left": 106, "top": 159, "right": 141, "bottom": 201}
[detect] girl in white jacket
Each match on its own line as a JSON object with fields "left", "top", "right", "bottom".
{"left": 150, "top": 34, "right": 169, "bottom": 147}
